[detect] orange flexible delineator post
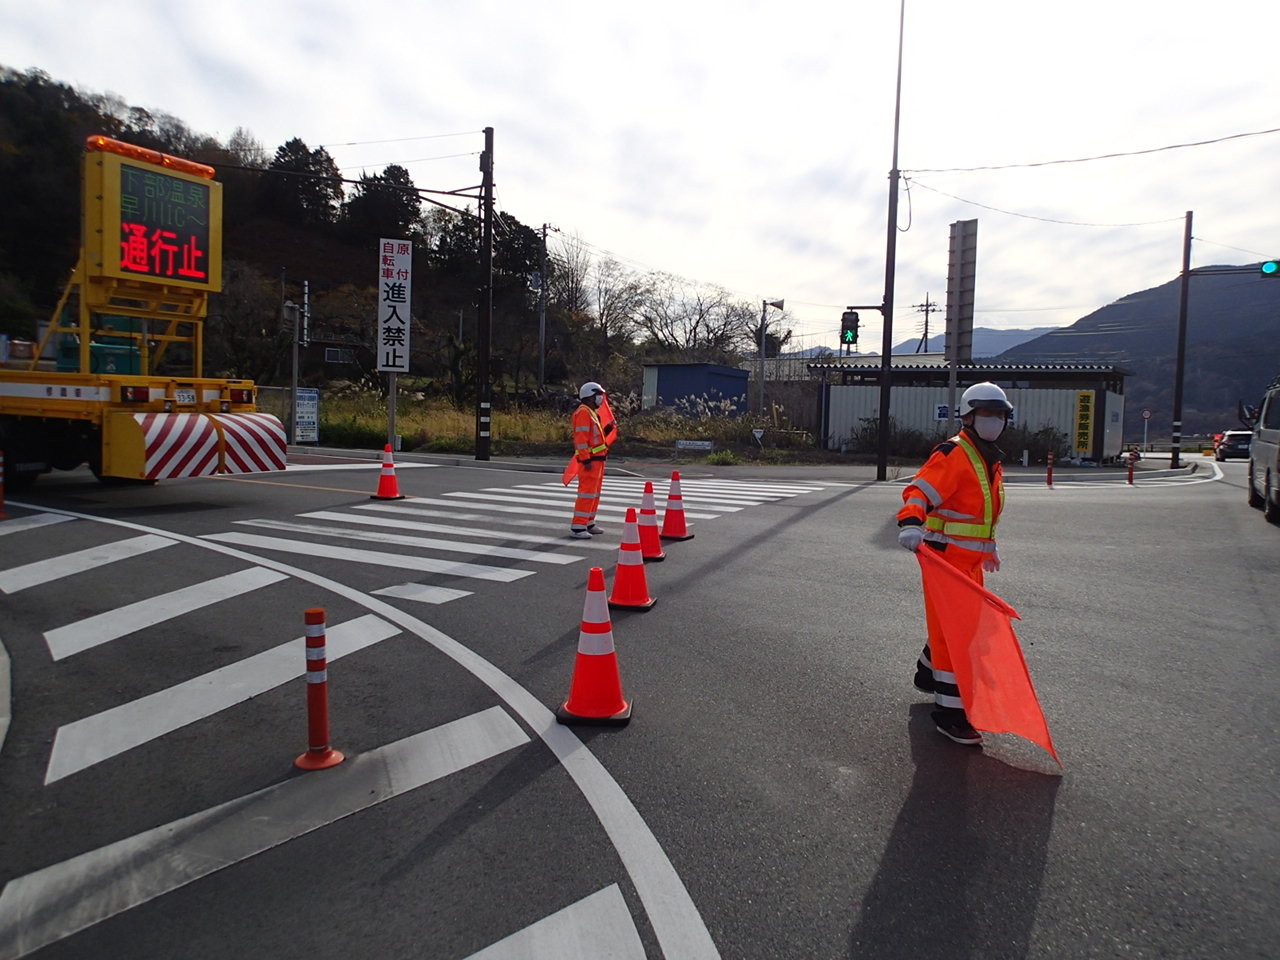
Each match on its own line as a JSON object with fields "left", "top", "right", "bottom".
{"left": 0, "top": 450, "right": 8, "bottom": 520}
{"left": 1046, "top": 451, "right": 1054, "bottom": 487}
{"left": 371, "top": 443, "right": 406, "bottom": 500}
{"left": 557, "top": 567, "right": 632, "bottom": 726}
{"left": 295, "top": 608, "right": 345, "bottom": 770}
{"left": 608, "top": 508, "right": 657, "bottom": 610}
{"left": 637, "top": 481, "right": 666, "bottom": 562}
{"left": 659, "top": 470, "right": 694, "bottom": 541}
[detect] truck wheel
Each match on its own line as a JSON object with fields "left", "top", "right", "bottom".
{"left": 1266, "top": 473, "right": 1280, "bottom": 525}
{"left": 1248, "top": 462, "right": 1265, "bottom": 509}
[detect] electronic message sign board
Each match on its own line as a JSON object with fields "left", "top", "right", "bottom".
{"left": 82, "top": 136, "right": 223, "bottom": 292}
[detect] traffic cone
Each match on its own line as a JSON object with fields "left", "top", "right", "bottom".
{"left": 608, "top": 508, "right": 657, "bottom": 610}
{"left": 637, "top": 481, "right": 665, "bottom": 562}
{"left": 370, "top": 443, "right": 405, "bottom": 500}
{"left": 557, "top": 566, "right": 632, "bottom": 726}
{"left": 659, "top": 470, "right": 695, "bottom": 541}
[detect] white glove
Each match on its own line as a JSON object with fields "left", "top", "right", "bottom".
{"left": 898, "top": 526, "right": 924, "bottom": 552}
{"left": 982, "top": 549, "right": 1001, "bottom": 573}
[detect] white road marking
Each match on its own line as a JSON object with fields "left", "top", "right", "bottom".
{"left": 353, "top": 504, "right": 616, "bottom": 547}
{"left": 0, "top": 708, "right": 530, "bottom": 960}
{"left": 463, "top": 884, "right": 645, "bottom": 960}
{"left": 202, "top": 532, "right": 535, "bottom": 582}
{"left": 283, "top": 461, "right": 433, "bottom": 473}
{"left": 9, "top": 501, "right": 724, "bottom": 959}
{"left": 44, "top": 614, "right": 400, "bottom": 784}
{"left": 445, "top": 489, "right": 723, "bottom": 518}
{"left": 0, "top": 514, "right": 73, "bottom": 537}
{"left": 240, "top": 515, "right": 580, "bottom": 564}
{"left": 43, "top": 567, "right": 288, "bottom": 661}
{"left": 371, "top": 582, "right": 474, "bottom": 605}
{"left": 0, "top": 534, "right": 175, "bottom": 594}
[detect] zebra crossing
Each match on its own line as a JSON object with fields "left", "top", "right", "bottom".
{"left": 0, "top": 473, "right": 827, "bottom": 958}
{"left": 1, "top": 474, "right": 827, "bottom": 786}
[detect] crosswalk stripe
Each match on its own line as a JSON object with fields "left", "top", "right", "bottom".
{"left": 521, "top": 482, "right": 763, "bottom": 508}
{"left": 0, "top": 534, "right": 175, "bottom": 594}
{"left": 445, "top": 490, "right": 724, "bottom": 518}
{"left": 44, "top": 567, "right": 288, "bottom": 661}
{"left": 371, "top": 582, "right": 474, "bottom": 605}
{"left": 344, "top": 506, "right": 618, "bottom": 550}
{"left": 0, "top": 707, "right": 531, "bottom": 960}
{"left": 0, "top": 514, "right": 73, "bottom": 537}
{"left": 203, "top": 532, "right": 535, "bottom": 582}
{"left": 233, "top": 517, "right": 582, "bottom": 565}
{"left": 44, "top": 614, "right": 400, "bottom": 784}
{"left": 463, "top": 884, "right": 645, "bottom": 960}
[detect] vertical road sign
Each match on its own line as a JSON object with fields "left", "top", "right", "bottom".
{"left": 376, "top": 239, "right": 412, "bottom": 373}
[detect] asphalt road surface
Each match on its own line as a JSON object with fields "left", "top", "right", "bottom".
{"left": 0, "top": 451, "right": 1275, "bottom": 959}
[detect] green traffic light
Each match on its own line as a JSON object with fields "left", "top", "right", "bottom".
{"left": 1262, "top": 260, "right": 1280, "bottom": 277}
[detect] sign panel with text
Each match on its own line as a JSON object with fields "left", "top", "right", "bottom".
{"left": 376, "top": 239, "right": 413, "bottom": 373}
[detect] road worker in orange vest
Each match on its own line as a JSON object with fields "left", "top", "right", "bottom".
{"left": 569, "top": 381, "right": 616, "bottom": 539}
{"left": 896, "top": 381, "right": 1013, "bottom": 745}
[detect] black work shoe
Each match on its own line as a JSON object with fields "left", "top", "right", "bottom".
{"left": 913, "top": 667, "right": 935, "bottom": 695}
{"left": 935, "top": 718, "right": 983, "bottom": 746}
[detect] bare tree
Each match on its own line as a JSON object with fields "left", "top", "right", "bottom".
{"left": 548, "top": 231, "right": 592, "bottom": 317}
{"left": 636, "top": 273, "right": 756, "bottom": 360}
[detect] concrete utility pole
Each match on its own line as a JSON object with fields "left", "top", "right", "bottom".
{"left": 475, "top": 127, "right": 494, "bottom": 461}
{"left": 1170, "top": 210, "right": 1192, "bottom": 469}
{"left": 912, "top": 293, "right": 939, "bottom": 353}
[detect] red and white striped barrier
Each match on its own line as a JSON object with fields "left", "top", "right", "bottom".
{"left": 209, "top": 412, "right": 287, "bottom": 474}
{"left": 295, "top": 608, "right": 344, "bottom": 770}
{"left": 136, "top": 412, "right": 221, "bottom": 479}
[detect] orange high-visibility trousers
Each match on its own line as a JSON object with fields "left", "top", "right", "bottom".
{"left": 571, "top": 460, "right": 605, "bottom": 530}
{"left": 919, "top": 543, "right": 985, "bottom": 710}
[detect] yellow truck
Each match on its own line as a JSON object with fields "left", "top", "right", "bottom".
{"left": 0, "top": 135, "right": 286, "bottom": 490}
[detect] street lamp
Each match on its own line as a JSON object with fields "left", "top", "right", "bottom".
{"left": 758, "top": 298, "right": 785, "bottom": 417}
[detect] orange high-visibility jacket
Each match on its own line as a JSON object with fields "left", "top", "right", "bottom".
{"left": 897, "top": 432, "right": 1004, "bottom": 554}
{"left": 573, "top": 403, "right": 609, "bottom": 463}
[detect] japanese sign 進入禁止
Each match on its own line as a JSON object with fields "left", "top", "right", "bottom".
{"left": 376, "top": 239, "right": 412, "bottom": 373}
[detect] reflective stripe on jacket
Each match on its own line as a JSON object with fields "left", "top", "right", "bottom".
{"left": 573, "top": 403, "right": 609, "bottom": 461}
{"left": 897, "top": 432, "right": 1004, "bottom": 553}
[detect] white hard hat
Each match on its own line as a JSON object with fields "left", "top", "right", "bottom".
{"left": 960, "top": 381, "right": 1013, "bottom": 413}
{"left": 578, "top": 381, "right": 605, "bottom": 400}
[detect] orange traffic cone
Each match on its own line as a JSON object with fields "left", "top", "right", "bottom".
{"left": 371, "top": 443, "right": 405, "bottom": 500}
{"left": 557, "top": 566, "right": 632, "bottom": 726}
{"left": 608, "top": 508, "right": 657, "bottom": 610}
{"left": 637, "top": 481, "right": 665, "bottom": 562}
{"left": 659, "top": 470, "right": 694, "bottom": 541}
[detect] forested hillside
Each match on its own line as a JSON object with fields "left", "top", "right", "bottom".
{"left": 0, "top": 66, "right": 781, "bottom": 404}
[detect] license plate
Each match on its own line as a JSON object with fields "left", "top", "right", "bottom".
{"left": 174, "top": 388, "right": 198, "bottom": 405}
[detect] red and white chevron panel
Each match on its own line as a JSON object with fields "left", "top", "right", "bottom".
{"left": 211, "top": 413, "right": 288, "bottom": 474}
{"left": 137, "top": 413, "right": 221, "bottom": 479}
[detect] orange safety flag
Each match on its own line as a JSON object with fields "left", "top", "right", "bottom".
{"left": 916, "top": 547, "right": 1060, "bottom": 764}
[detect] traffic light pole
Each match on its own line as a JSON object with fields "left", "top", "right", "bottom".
{"left": 876, "top": 0, "right": 907, "bottom": 482}
{"left": 1170, "top": 210, "right": 1192, "bottom": 470}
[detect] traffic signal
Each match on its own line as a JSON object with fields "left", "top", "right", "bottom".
{"left": 1262, "top": 260, "right": 1279, "bottom": 277}
{"left": 840, "top": 310, "right": 859, "bottom": 345}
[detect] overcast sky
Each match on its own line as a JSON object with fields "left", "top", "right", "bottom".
{"left": 4, "top": 0, "right": 1276, "bottom": 352}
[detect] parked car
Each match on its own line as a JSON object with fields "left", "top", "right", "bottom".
{"left": 1242, "top": 376, "right": 1280, "bottom": 523}
{"left": 1215, "top": 429, "right": 1252, "bottom": 461}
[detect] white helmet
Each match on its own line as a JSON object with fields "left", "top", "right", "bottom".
{"left": 578, "top": 381, "right": 605, "bottom": 400}
{"left": 960, "top": 381, "right": 1013, "bottom": 414}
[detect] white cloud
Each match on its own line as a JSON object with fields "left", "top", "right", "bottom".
{"left": 2, "top": 0, "right": 1275, "bottom": 352}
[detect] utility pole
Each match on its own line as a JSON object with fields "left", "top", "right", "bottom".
{"left": 476, "top": 126, "right": 494, "bottom": 461}
{"left": 538, "top": 223, "right": 558, "bottom": 392}
{"left": 876, "top": 0, "right": 906, "bottom": 482}
{"left": 912, "top": 293, "right": 939, "bottom": 353}
{"left": 1170, "top": 210, "right": 1192, "bottom": 469}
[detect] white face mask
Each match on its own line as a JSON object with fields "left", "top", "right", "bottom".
{"left": 973, "top": 415, "right": 1005, "bottom": 442}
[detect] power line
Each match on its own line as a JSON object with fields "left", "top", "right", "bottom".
{"left": 904, "top": 177, "right": 1183, "bottom": 227}
{"left": 903, "top": 125, "right": 1280, "bottom": 174}
{"left": 319, "top": 131, "right": 481, "bottom": 148}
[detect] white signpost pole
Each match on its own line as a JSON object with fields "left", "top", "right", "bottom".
{"left": 375, "top": 239, "right": 413, "bottom": 450}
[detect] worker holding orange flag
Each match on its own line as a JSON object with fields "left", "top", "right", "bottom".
{"left": 563, "top": 381, "right": 617, "bottom": 538}
{"left": 896, "top": 382, "right": 1013, "bottom": 746}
